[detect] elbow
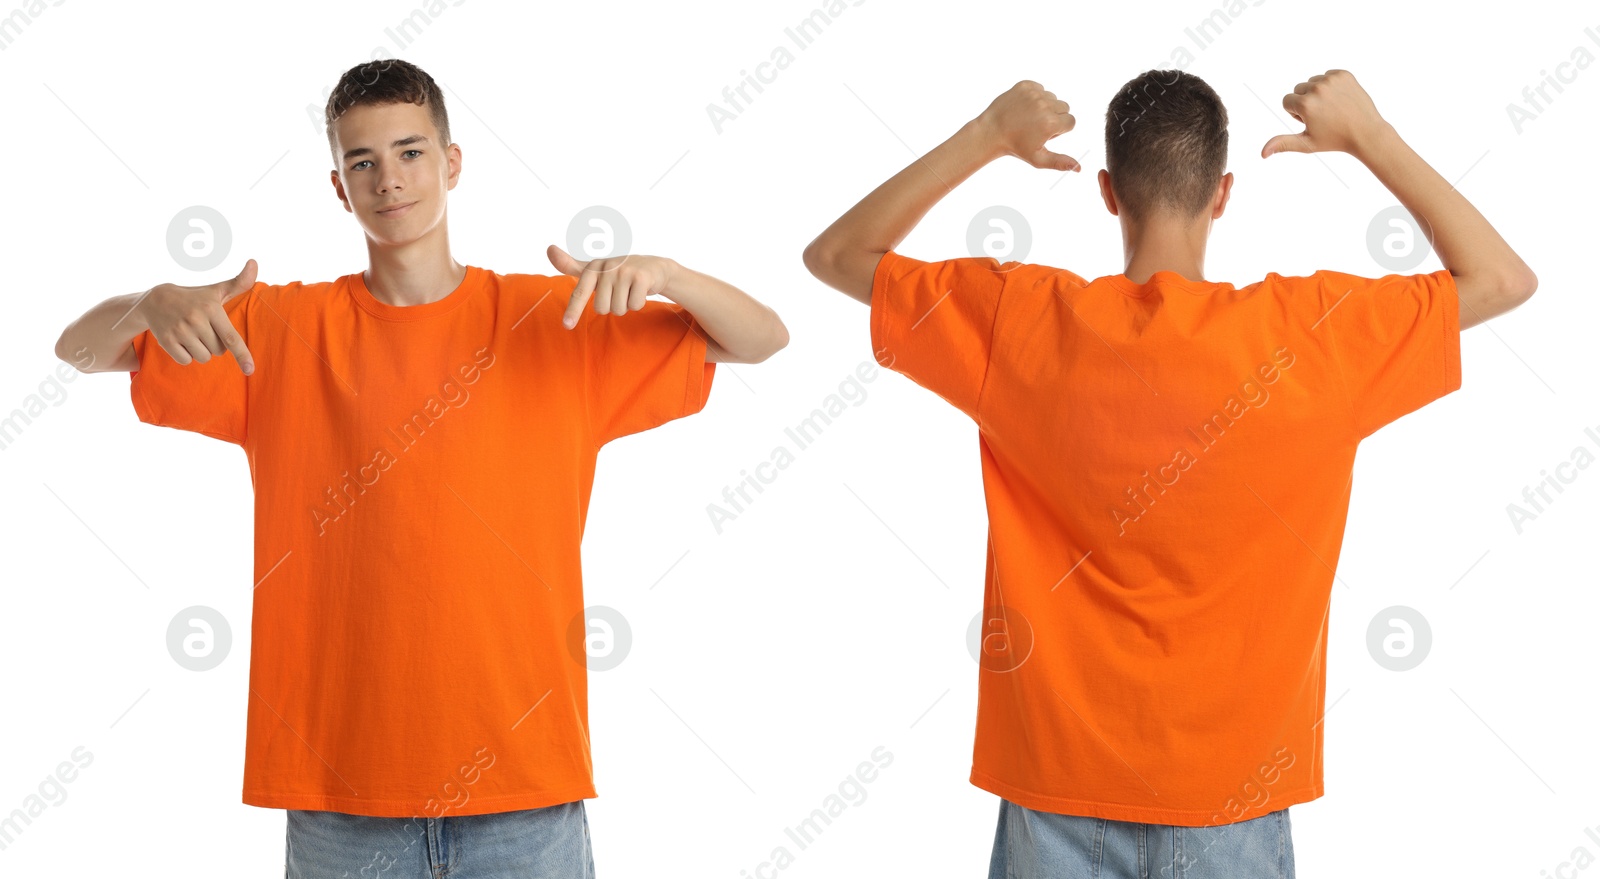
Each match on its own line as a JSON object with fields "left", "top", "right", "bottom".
{"left": 1511, "top": 266, "right": 1538, "bottom": 304}
{"left": 801, "top": 236, "right": 837, "bottom": 283}
{"left": 53, "top": 333, "right": 84, "bottom": 371}
{"left": 770, "top": 317, "right": 791, "bottom": 359}
{"left": 1496, "top": 266, "right": 1538, "bottom": 312}
{"left": 803, "top": 235, "right": 877, "bottom": 305}
{"left": 748, "top": 312, "right": 791, "bottom": 364}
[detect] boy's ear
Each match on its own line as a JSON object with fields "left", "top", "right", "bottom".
{"left": 1211, "top": 172, "right": 1234, "bottom": 220}
{"left": 1097, "top": 169, "right": 1119, "bottom": 216}
{"left": 445, "top": 142, "right": 463, "bottom": 191}
{"left": 330, "top": 170, "right": 353, "bottom": 214}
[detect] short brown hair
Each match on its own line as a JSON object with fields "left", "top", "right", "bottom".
{"left": 1103, "top": 70, "right": 1228, "bottom": 222}
{"left": 324, "top": 59, "right": 451, "bottom": 164}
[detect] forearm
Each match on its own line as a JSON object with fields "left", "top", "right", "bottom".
{"left": 55, "top": 292, "right": 149, "bottom": 373}
{"left": 803, "top": 118, "right": 1004, "bottom": 304}
{"left": 663, "top": 262, "right": 789, "bottom": 363}
{"left": 1354, "top": 123, "right": 1536, "bottom": 324}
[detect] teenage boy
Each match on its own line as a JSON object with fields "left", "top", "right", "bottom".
{"left": 55, "top": 59, "right": 787, "bottom": 878}
{"left": 803, "top": 69, "right": 1534, "bottom": 877}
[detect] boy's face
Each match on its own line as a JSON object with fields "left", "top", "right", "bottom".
{"left": 329, "top": 100, "right": 461, "bottom": 247}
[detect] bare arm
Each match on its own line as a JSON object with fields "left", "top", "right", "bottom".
{"left": 1262, "top": 70, "right": 1536, "bottom": 330}
{"left": 802, "top": 81, "right": 1081, "bottom": 304}
{"left": 550, "top": 245, "right": 788, "bottom": 364}
{"left": 54, "top": 260, "right": 259, "bottom": 374}
{"left": 54, "top": 292, "right": 150, "bottom": 373}
{"left": 656, "top": 261, "right": 789, "bottom": 363}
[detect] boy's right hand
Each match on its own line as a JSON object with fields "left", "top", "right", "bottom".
{"left": 138, "top": 259, "right": 258, "bottom": 375}
{"left": 1262, "top": 69, "right": 1391, "bottom": 158}
{"left": 973, "top": 80, "right": 1081, "bottom": 172}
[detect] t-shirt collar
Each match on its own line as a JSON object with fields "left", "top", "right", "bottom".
{"left": 349, "top": 265, "right": 482, "bottom": 320}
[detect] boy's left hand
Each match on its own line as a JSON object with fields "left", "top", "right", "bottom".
{"left": 548, "top": 244, "right": 678, "bottom": 329}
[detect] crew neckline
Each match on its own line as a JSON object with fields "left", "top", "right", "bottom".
{"left": 349, "top": 264, "right": 482, "bottom": 320}
{"left": 1104, "top": 269, "right": 1221, "bottom": 298}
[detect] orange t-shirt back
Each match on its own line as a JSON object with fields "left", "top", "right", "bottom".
{"left": 871, "top": 251, "right": 1460, "bottom": 826}
{"left": 130, "top": 265, "right": 713, "bottom": 817}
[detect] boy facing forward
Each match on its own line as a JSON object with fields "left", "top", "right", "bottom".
{"left": 56, "top": 59, "right": 787, "bottom": 878}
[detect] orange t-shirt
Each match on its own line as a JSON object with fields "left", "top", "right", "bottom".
{"left": 870, "top": 251, "right": 1461, "bottom": 826}
{"left": 130, "top": 265, "right": 714, "bottom": 817}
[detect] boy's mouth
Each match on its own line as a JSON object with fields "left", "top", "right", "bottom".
{"left": 376, "top": 201, "right": 417, "bottom": 218}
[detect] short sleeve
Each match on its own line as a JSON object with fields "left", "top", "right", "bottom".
{"left": 1308, "top": 268, "right": 1462, "bottom": 440}
{"left": 868, "top": 250, "right": 1009, "bottom": 421}
{"left": 584, "top": 299, "right": 715, "bottom": 446}
{"left": 129, "top": 283, "right": 259, "bottom": 446}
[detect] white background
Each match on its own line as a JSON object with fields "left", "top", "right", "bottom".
{"left": 3, "top": 0, "right": 1596, "bottom": 876}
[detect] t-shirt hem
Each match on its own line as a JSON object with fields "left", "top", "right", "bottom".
{"left": 242, "top": 784, "right": 598, "bottom": 818}
{"left": 969, "top": 768, "right": 1324, "bottom": 827}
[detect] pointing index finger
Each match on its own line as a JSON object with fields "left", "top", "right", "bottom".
{"left": 562, "top": 264, "right": 598, "bottom": 329}
{"left": 210, "top": 305, "right": 255, "bottom": 375}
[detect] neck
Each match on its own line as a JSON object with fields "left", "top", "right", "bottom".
{"left": 1119, "top": 210, "right": 1213, "bottom": 284}
{"left": 363, "top": 221, "right": 464, "bottom": 306}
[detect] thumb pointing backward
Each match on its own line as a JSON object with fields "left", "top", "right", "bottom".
{"left": 1261, "top": 132, "right": 1314, "bottom": 158}
{"left": 1034, "top": 148, "right": 1082, "bottom": 172}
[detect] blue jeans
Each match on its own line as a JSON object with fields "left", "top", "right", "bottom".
{"left": 988, "top": 798, "right": 1295, "bottom": 879}
{"left": 285, "top": 801, "right": 594, "bottom": 879}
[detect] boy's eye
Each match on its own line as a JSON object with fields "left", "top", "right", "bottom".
{"left": 351, "top": 150, "right": 422, "bottom": 171}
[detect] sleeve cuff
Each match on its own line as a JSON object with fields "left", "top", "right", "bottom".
{"left": 128, "top": 330, "right": 156, "bottom": 424}
{"left": 868, "top": 250, "right": 905, "bottom": 370}
{"left": 1437, "top": 268, "right": 1463, "bottom": 395}
{"left": 682, "top": 315, "right": 715, "bottom": 418}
